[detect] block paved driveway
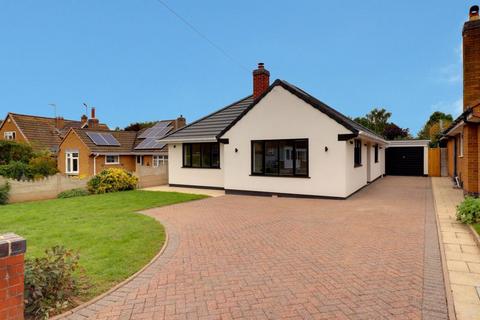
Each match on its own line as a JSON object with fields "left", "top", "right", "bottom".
{"left": 63, "top": 176, "right": 449, "bottom": 320}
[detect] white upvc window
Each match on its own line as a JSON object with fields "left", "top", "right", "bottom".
{"left": 459, "top": 133, "right": 464, "bottom": 157}
{"left": 66, "top": 151, "right": 79, "bottom": 175}
{"left": 4, "top": 131, "right": 15, "bottom": 140}
{"left": 153, "top": 155, "right": 168, "bottom": 167}
{"left": 105, "top": 155, "right": 120, "bottom": 164}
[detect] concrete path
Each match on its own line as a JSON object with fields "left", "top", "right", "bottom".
{"left": 142, "top": 185, "right": 225, "bottom": 197}
{"left": 60, "top": 177, "right": 448, "bottom": 319}
{"left": 431, "top": 177, "right": 480, "bottom": 320}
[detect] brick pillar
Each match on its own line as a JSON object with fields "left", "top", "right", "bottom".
{"left": 462, "top": 124, "right": 479, "bottom": 195}
{"left": 0, "top": 234, "right": 26, "bottom": 320}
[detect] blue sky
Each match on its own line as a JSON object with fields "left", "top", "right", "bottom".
{"left": 0, "top": 1, "right": 475, "bottom": 134}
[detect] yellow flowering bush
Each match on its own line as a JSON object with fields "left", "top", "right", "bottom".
{"left": 87, "top": 168, "right": 138, "bottom": 194}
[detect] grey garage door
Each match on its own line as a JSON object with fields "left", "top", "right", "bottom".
{"left": 386, "top": 147, "right": 424, "bottom": 176}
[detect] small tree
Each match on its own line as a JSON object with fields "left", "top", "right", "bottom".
{"left": 383, "top": 123, "right": 411, "bottom": 140}
{"left": 418, "top": 111, "right": 453, "bottom": 146}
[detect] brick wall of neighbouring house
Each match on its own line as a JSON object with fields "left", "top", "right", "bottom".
{"left": 462, "top": 124, "right": 479, "bottom": 194}
{"left": 93, "top": 155, "right": 136, "bottom": 175}
{"left": 0, "top": 234, "right": 26, "bottom": 320}
{"left": 58, "top": 130, "right": 92, "bottom": 177}
{"left": 0, "top": 115, "right": 27, "bottom": 144}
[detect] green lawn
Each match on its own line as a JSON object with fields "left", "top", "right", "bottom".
{"left": 0, "top": 190, "right": 206, "bottom": 299}
{"left": 474, "top": 223, "right": 480, "bottom": 235}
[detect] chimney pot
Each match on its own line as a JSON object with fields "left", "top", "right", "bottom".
{"left": 91, "top": 107, "right": 96, "bottom": 119}
{"left": 253, "top": 63, "right": 270, "bottom": 100}
{"left": 470, "top": 5, "right": 479, "bottom": 20}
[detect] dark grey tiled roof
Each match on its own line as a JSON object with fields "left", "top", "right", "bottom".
{"left": 161, "top": 79, "right": 385, "bottom": 143}
{"left": 161, "top": 96, "right": 253, "bottom": 141}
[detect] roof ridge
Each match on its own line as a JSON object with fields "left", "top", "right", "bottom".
{"left": 9, "top": 112, "right": 82, "bottom": 123}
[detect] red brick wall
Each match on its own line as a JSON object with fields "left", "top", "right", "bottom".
{"left": 0, "top": 234, "right": 26, "bottom": 320}
{"left": 462, "top": 124, "right": 479, "bottom": 194}
{"left": 463, "top": 16, "right": 480, "bottom": 110}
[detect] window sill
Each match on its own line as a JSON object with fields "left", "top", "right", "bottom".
{"left": 105, "top": 163, "right": 120, "bottom": 165}
{"left": 249, "top": 174, "right": 311, "bottom": 179}
{"left": 354, "top": 164, "right": 362, "bottom": 168}
{"left": 182, "top": 166, "right": 221, "bottom": 170}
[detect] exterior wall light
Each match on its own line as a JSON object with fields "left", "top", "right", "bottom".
{"left": 325, "top": 146, "right": 328, "bottom": 152}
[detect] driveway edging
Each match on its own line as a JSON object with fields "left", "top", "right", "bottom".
{"left": 51, "top": 221, "right": 170, "bottom": 320}
{"left": 430, "top": 178, "right": 457, "bottom": 320}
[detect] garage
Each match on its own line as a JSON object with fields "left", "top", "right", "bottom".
{"left": 386, "top": 140, "right": 429, "bottom": 176}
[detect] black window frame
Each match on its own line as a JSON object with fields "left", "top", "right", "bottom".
{"left": 182, "top": 143, "right": 220, "bottom": 169}
{"left": 374, "top": 144, "right": 379, "bottom": 163}
{"left": 354, "top": 139, "right": 362, "bottom": 167}
{"left": 250, "top": 139, "right": 309, "bottom": 178}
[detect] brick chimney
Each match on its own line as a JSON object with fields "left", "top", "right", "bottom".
{"left": 463, "top": 5, "right": 480, "bottom": 110}
{"left": 175, "top": 115, "right": 186, "bottom": 130}
{"left": 55, "top": 116, "right": 65, "bottom": 129}
{"left": 253, "top": 63, "right": 270, "bottom": 100}
{"left": 81, "top": 114, "right": 88, "bottom": 126}
{"left": 87, "top": 107, "right": 99, "bottom": 129}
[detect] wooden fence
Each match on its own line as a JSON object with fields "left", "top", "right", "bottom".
{"left": 428, "top": 148, "right": 441, "bottom": 177}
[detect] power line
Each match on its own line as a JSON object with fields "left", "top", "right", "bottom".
{"left": 153, "top": 0, "right": 249, "bottom": 73}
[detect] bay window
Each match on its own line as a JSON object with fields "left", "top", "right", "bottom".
{"left": 251, "top": 139, "right": 308, "bottom": 177}
{"left": 183, "top": 143, "right": 220, "bottom": 168}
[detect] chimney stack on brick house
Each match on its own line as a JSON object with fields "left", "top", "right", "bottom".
{"left": 253, "top": 63, "right": 270, "bottom": 100}
{"left": 87, "top": 107, "right": 99, "bottom": 129}
{"left": 81, "top": 114, "right": 88, "bottom": 126}
{"left": 175, "top": 115, "right": 186, "bottom": 130}
{"left": 463, "top": 5, "right": 480, "bottom": 110}
{"left": 55, "top": 116, "right": 65, "bottom": 129}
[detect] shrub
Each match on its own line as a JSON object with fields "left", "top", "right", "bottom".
{"left": 0, "top": 181, "right": 10, "bottom": 205}
{"left": 0, "top": 140, "right": 34, "bottom": 165}
{"left": 456, "top": 196, "right": 480, "bottom": 224}
{"left": 87, "top": 168, "right": 138, "bottom": 194}
{"left": 24, "top": 246, "right": 84, "bottom": 319}
{"left": 57, "top": 188, "right": 90, "bottom": 199}
{"left": 0, "top": 161, "right": 32, "bottom": 180}
{"left": 29, "top": 152, "right": 58, "bottom": 179}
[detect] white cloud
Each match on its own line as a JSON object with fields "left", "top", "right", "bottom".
{"left": 431, "top": 98, "right": 463, "bottom": 116}
{"left": 435, "top": 42, "right": 462, "bottom": 84}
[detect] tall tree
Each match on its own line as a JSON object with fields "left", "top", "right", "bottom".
{"left": 354, "top": 108, "right": 392, "bottom": 136}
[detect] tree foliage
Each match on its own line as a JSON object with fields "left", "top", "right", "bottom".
{"left": 0, "top": 141, "right": 57, "bottom": 180}
{"left": 417, "top": 111, "right": 453, "bottom": 146}
{"left": 124, "top": 121, "right": 157, "bottom": 131}
{"left": 353, "top": 108, "right": 410, "bottom": 140}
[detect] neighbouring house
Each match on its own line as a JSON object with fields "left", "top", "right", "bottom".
{"left": 0, "top": 108, "right": 109, "bottom": 152}
{"left": 160, "top": 63, "right": 387, "bottom": 198}
{"left": 442, "top": 6, "right": 480, "bottom": 195}
{"left": 57, "top": 117, "right": 185, "bottom": 176}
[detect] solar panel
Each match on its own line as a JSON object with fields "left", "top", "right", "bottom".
{"left": 134, "top": 138, "right": 166, "bottom": 150}
{"left": 138, "top": 121, "right": 171, "bottom": 139}
{"left": 86, "top": 132, "right": 120, "bottom": 146}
